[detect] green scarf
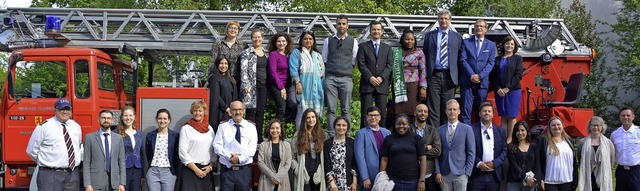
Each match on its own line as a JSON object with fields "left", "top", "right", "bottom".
{"left": 392, "top": 47, "right": 407, "bottom": 103}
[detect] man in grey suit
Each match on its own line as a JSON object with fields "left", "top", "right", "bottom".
{"left": 83, "top": 110, "right": 126, "bottom": 191}
{"left": 435, "top": 99, "right": 475, "bottom": 191}
{"left": 357, "top": 20, "right": 393, "bottom": 128}
{"left": 423, "top": 9, "right": 467, "bottom": 127}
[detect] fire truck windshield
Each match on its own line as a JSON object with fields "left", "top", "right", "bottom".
{"left": 13, "top": 60, "right": 67, "bottom": 98}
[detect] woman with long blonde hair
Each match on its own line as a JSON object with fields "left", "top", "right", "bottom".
{"left": 117, "top": 106, "right": 143, "bottom": 191}
{"left": 536, "top": 116, "right": 577, "bottom": 191}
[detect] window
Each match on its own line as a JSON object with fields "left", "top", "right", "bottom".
{"left": 14, "top": 61, "right": 67, "bottom": 98}
{"left": 98, "top": 63, "right": 115, "bottom": 91}
{"left": 123, "top": 70, "right": 134, "bottom": 94}
{"left": 75, "top": 60, "right": 90, "bottom": 98}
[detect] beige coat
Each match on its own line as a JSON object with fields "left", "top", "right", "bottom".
{"left": 257, "top": 140, "right": 292, "bottom": 191}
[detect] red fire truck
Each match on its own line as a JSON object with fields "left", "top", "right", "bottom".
{"left": 0, "top": 8, "right": 593, "bottom": 189}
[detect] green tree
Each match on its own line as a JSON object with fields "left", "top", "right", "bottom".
{"left": 610, "top": 0, "right": 640, "bottom": 123}
{"left": 450, "top": 0, "right": 561, "bottom": 17}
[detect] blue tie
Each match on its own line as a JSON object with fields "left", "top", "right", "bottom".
{"left": 374, "top": 42, "right": 379, "bottom": 56}
{"left": 476, "top": 39, "right": 482, "bottom": 56}
{"left": 103, "top": 133, "right": 110, "bottom": 172}
{"left": 234, "top": 124, "right": 242, "bottom": 144}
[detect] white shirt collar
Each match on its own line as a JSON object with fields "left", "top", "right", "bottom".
{"left": 333, "top": 33, "right": 350, "bottom": 40}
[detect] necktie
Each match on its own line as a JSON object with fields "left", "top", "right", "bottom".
{"left": 448, "top": 124, "right": 456, "bottom": 144}
{"left": 484, "top": 129, "right": 491, "bottom": 140}
{"left": 234, "top": 124, "right": 242, "bottom": 144}
{"left": 476, "top": 39, "right": 482, "bottom": 56}
{"left": 440, "top": 31, "right": 448, "bottom": 68}
{"left": 374, "top": 42, "right": 379, "bottom": 56}
{"left": 103, "top": 132, "right": 111, "bottom": 172}
{"left": 62, "top": 122, "right": 75, "bottom": 170}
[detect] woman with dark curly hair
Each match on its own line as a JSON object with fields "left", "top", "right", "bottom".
{"left": 267, "top": 33, "right": 294, "bottom": 122}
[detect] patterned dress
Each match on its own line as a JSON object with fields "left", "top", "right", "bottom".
{"left": 327, "top": 141, "right": 355, "bottom": 191}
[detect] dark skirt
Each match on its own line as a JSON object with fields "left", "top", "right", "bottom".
{"left": 179, "top": 164, "right": 215, "bottom": 191}
{"left": 495, "top": 88, "right": 522, "bottom": 117}
{"left": 394, "top": 81, "right": 421, "bottom": 115}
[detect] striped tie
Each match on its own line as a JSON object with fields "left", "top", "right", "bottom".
{"left": 440, "top": 31, "right": 448, "bottom": 68}
{"left": 62, "top": 122, "right": 75, "bottom": 170}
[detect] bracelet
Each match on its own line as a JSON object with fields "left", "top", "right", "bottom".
{"left": 419, "top": 179, "right": 425, "bottom": 182}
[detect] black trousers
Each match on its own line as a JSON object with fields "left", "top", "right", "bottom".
{"left": 544, "top": 182, "right": 571, "bottom": 191}
{"left": 246, "top": 82, "right": 267, "bottom": 143}
{"left": 268, "top": 84, "right": 287, "bottom": 123}
{"left": 616, "top": 166, "right": 640, "bottom": 191}
{"left": 427, "top": 70, "right": 456, "bottom": 127}
{"left": 361, "top": 91, "right": 388, "bottom": 128}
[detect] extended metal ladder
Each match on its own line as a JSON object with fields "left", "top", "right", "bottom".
{"left": 0, "top": 7, "right": 590, "bottom": 57}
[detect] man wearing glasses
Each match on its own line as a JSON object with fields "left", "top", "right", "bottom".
{"left": 423, "top": 9, "right": 466, "bottom": 128}
{"left": 469, "top": 102, "right": 507, "bottom": 191}
{"left": 460, "top": 20, "right": 497, "bottom": 125}
{"left": 354, "top": 106, "right": 391, "bottom": 191}
{"left": 27, "top": 98, "right": 83, "bottom": 191}
{"left": 321, "top": 14, "right": 359, "bottom": 137}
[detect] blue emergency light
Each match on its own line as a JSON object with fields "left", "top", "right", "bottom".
{"left": 45, "top": 16, "right": 61, "bottom": 33}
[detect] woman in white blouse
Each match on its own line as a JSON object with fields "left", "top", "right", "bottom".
{"left": 142, "top": 108, "right": 180, "bottom": 191}
{"left": 537, "top": 116, "right": 578, "bottom": 191}
{"left": 178, "top": 101, "right": 217, "bottom": 191}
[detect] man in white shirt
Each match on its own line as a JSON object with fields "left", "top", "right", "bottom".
{"left": 26, "top": 98, "right": 83, "bottom": 191}
{"left": 610, "top": 107, "right": 640, "bottom": 191}
{"left": 213, "top": 101, "right": 258, "bottom": 191}
{"left": 468, "top": 102, "right": 507, "bottom": 191}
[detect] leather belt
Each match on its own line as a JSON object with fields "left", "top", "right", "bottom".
{"left": 224, "top": 164, "right": 251, "bottom": 171}
{"left": 39, "top": 166, "right": 72, "bottom": 173}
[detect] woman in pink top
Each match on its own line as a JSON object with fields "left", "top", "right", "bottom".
{"left": 267, "top": 33, "right": 293, "bottom": 122}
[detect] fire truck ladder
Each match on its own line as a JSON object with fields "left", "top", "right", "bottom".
{"left": 0, "top": 7, "right": 591, "bottom": 59}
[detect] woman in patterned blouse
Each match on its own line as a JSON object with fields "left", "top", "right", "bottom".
{"left": 394, "top": 29, "right": 427, "bottom": 116}
{"left": 240, "top": 28, "right": 268, "bottom": 142}
{"left": 142, "top": 109, "right": 180, "bottom": 191}
{"left": 210, "top": 20, "right": 248, "bottom": 92}
{"left": 324, "top": 116, "right": 357, "bottom": 191}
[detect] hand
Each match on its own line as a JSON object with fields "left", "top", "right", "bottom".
{"left": 350, "top": 183, "right": 357, "bottom": 191}
{"left": 478, "top": 162, "right": 491, "bottom": 171}
{"left": 485, "top": 161, "right": 495, "bottom": 169}
{"left": 230, "top": 154, "right": 240, "bottom": 164}
{"left": 226, "top": 108, "right": 232, "bottom": 117}
{"left": 435, "top": 173, "right": 444, "bottom": 185}
{"left": 118, "top": 185, "right": 125, "bottom": 191}
{"left": 200, "top": 165, "right": 212, "bottom": 175}
{"left": 295, "top": 82, "right": 303, "bottom": 95}
{"left": 427, "top": 144, "right": 432, "bottom": 150}
{"left": 330, "top": 181, "right": 338, "bottom": 191}
{"left": 498, "top": 88, "right": 507, "bottom": 97}
{"left": 471, "top": 74, "right": 481, "bottom": 83}
{"left": 369, "top": 77, "right": 380, "bottom": 86}
{"left": 85, "top": 185, "right": 93, "bottom": 191}
{"left": 376, "top": 77, "right": 384, "bottom": 84}
{"left": 420, "top": 88, "right": 427, "bottom": 99}
{"left": 194, "top": 168, "right": 207, "bottom": 178}
{"left": 243, "top": 88, "right": 250, "bottom": 94}
{"left": 418, "top": 181, "right": 425, "bottom": 191}
{"left": 271, "top": 177, "right": 280, "bottom": 185}
{"left": 540, "top": 180, "right": 545, "bottom": 190}
{"left": 280, "top": 89, "right": 287, "bottom": 99}
{"left": 363, "top": 179, "right": 372, "bottom": 189}
{"left": 527, "top": 177, "right": 536, "bottom": 187}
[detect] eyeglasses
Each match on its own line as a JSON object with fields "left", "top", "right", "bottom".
{"left": 367, "top": 114, "right": 380, "bottom": 117}
{"left": 483, "top": 130, "right": 491, "bottom": 140}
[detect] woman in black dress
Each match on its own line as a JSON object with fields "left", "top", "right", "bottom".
{"left": 209, "top": 55, "right": 238, "bottom": 131}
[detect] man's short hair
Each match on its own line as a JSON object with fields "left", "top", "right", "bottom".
{"left": 99, "top": 109, "right": 113, "bottom": 117}
{"left": 478, "top": 102, "right": 493, "bottom": 112}
{"left": 369, "top": 20, "right": 384, "bottom": 30}
{"left": 446, "top": 99, "right": 459, "bottom": 107}
{"left": 438, "top": 9, "right": 452, "bottom": 19}
{"left": 620, "top": 106, "right": 635, "bottom": 115}
{"left": 337, "top": 14, "right": 348, "bottom": 22}
{"left": 366, "top": 106, "right": 381, "bottom": 114}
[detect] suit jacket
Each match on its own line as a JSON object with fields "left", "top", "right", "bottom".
{"left": 423, "top": 28, "right": 465, "bottom": 85}
{"left": 257, "top": 140, "right": 292, "bottom": 191}
{"left": 83, "top": 131, "right": 126, "bottom": 189}
{"left": 120, "top": 130, "right": 143, "bottom": 169}
{"left": 357, "top": 40, "right": 393, "bottom": 94}
{"left": 410, "top": 123, "right": 442, "bottom": 174}
{"left": 435, "top": 122, "right": 476, "bottom": 176}
{"left": 460, "top": 36, "right": 496, "bottom": 88}
{"left": 491, "top": 55, "right": 523, "bottom": 91}
{"left": 141, "top": 129, "right": 180, "bottom": 175}
{"left": 354, "top": 126, "right": 391, "bottom": 182}
{"left": 324, "top": 137, "right": 357, "bottom": 186}
{"left": 470, "top": 123, "right": 507, "bottom": 181}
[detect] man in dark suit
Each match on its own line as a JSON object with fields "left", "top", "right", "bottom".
{"left": 468, "top": 102, "right": 507, "bottom": 191}
{"left": 423, "top": 9, "right": 467, "bottom": 127}
{"left": 435, "top": 99, "right": 475, "bottom": 191}
{"left": 460, "top": 20, "right": 496, "bottom": 125}
{"left": 83, "top": 110, "right": 126, "bottom": 191}
{"left": 411, "top": 104, "right": 442, "bottom": 191}
{"left": 358, "top": 20, "right": 393, "bottom": 128}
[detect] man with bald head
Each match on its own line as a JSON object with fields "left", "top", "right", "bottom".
{"left": 213, "top": 101, "right": 258, "bottom": 191}
{"left": 411, "top": 103, "right": 442, "bottom": 191}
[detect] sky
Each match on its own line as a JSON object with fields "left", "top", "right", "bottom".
{"left": 2, "top": 0, "right": 32, "bottom": 8}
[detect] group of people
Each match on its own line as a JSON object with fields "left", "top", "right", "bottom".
{"left": 25, "top": 8, "right": 640, "bottom": 191}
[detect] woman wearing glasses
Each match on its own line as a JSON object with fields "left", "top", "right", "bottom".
{"left": 210, "top": 20, "right": 248, "bottom": 92}
{"left": 289, "top": 31, "right": 325, "bottom": 130}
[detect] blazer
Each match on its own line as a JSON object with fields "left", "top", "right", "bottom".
{"left": 460, "top": 36, "right": 496, "bottom": 88}
{"left": 491, "top": 55, "right": 523, "bottom": 91}
{"left": 324, "top": 137, "right": 357, "bottom": 186}
{"left": 423, "top": 28, "right": 465, "bottom": 86}
{"left": 410, "top": 123, "right": 442, "bottom": 174}
{"left": 83, "top": 131, "right": 126, "bottom": 189}
{"left": 435, "top": 122, "right": 476, "bottom": 176}
{"left": 507, "top": 142, "right": 542, "bottom": 183}
{"left": 357, "top": 40, "right": 393, "bottom": 94}
{"left": 141, "top": 129, "right": 180, "bottom": 175}
{"left": 536, "top": 136, "right": 578, "bottom": 190}
{"left": 119, "top": 130, "right": 143, "bottom": 169}
{"left": 257, "top": 140, "right": 292, "bottom": 191}
{"left": 354, "top": 126, "right": 391, "bottom": 183}
{"left": 209, "top": 74, "right": 238, "bottom": 128}
{"left": 470, "top": 123, "right": 507, "bottom": 181}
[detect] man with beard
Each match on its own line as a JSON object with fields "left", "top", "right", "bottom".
{"left": 411, "top": 104, "right": 442, "bottom": 191}
{"left": 83, "top": 110, "right": 126, "bottom": 191}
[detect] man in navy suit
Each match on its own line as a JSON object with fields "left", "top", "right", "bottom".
{"left": 358, "top": 20, "right": 393, "bottom": 128}
{"left": 435, "top": 99, "right": 475, "bottom": 191}
{"left": 423, "top": 9, "right": 467, "bottom": 127}
{"left": 460, "top": 20, "right": 496, "bottom": 125}
{"left": 468, "top": 102, "right": 507, "bottom": 191}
